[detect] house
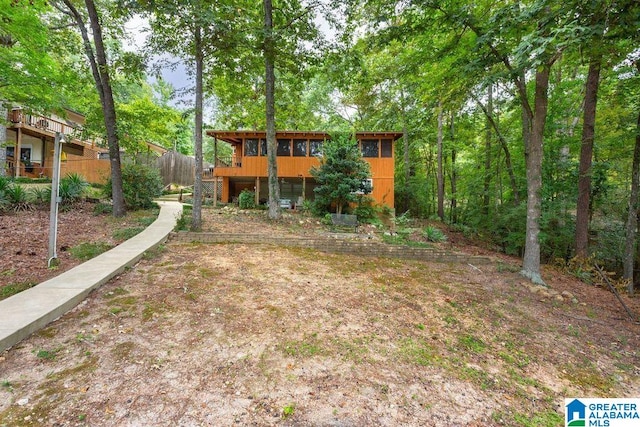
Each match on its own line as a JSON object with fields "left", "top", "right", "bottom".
{"left": 4, "top": 107, "right": 169, "bottom": 184}
{"left": 4, "top": 107, "right": 110, "bottom": 183}
{"left": 206, "top": 130, "right": 402, "bottom": 209}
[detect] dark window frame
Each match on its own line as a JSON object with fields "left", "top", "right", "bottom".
{"left": 245, "top": 139, "right": 259, "bottom": 157}
{"left": 381, "top": 139, "right": 393, "bottom": 158}
{"left": 361, "top": 139, "right": 379, "bottom": 158}
{"left": 293, "top": 139, "right": 307, "bottom": 157}
{"left": 277, "top": 138, "right": 292, "bottom": 156}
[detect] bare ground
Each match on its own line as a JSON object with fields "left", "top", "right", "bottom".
{"left": 1, "top": 207, "right": 639, "bottom": 426}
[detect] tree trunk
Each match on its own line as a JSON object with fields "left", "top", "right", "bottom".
{"left": 437, "top": 101, "right": 444, "bottom": 221}
{"left": 0, "top": 104, "right": 6, "bottom": 177}
{"left": 450, "top": 113, "right": 457, "bottom": 223}
{"left": 72, "top": 0, "right": 125, "bottom": 217}
{"left": 401, "top": 90, "right": 410, "bottom": 214}
{"left": 624, "top": 63, "right": 640, "bottom": 294}
{"left": 575, "top": 56, "right": 602, "bottom": 258}
{"left": 474, "top": 94, "right": 520, "bottom": 205}
{"left": 191, "top": 24, "right": 203, "bottom": 231}
{"left": 521, "top": 65, "right": 551, "bottom": 285}
{"left": 264, "top": 0, "right": 280, "bottom": 219}
{"left": 483, "top": 85, "right": 492, "bottom": 215}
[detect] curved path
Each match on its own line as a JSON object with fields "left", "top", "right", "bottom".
{"left": 0, "top": 201, "right": 183, "bottom": 353}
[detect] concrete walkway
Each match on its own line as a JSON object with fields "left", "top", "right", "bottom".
{"left": 0, "top": 201, "right": 183, "bottom": 353}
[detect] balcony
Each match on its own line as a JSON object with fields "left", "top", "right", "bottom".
{"left": 9, "top": 108, "right": 82, "bottom": 138}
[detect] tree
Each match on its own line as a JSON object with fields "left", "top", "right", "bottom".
{"left": 264, "top": 0, "right": 280, "bottom": 219}
{"left": 144, "top": 0, "right": 241, "bottom": 230}
{"left": 52, "top": 0, "right": 127, "bottom": 216}
{"left": 311, "top": 134, "right": 371, "bottom": 215}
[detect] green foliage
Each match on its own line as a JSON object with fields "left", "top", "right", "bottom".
{"left": 422, "top": 226, "right": 447, "bottom": 243}
{"left": 104, "top": 163, "right": 163, "bottom": 210}
{"left": 352, "top": 196, "right": 380, "bottom": 223}
{"left": 29, "top": 186, "right": 50, "bottom": 205}
{"left": 238, "top": 190, "right": 256, "bottom": 209}
{"left": 4, "top": 184, "right": 32, "bottom": 212}
{"left": 69, "top": 242, "right": 113, "bottom": 261}
{"left": 93, "top": 202, "right": 113, "bottom": 215}
{"left": 311, "top": 134, "right": 371, "bottom": 215}
{"left": 59, "top": 173, "right": 89, "bottom": 204}
{"left": 112, "top": 227, "right": 145, "bottom": 241}
{"left": 0, "top": 282, "right": 37, "bottom": 301}
{"left": 174, "top": 205, "right": 192, "bottom": 231}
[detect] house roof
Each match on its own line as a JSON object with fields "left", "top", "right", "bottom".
{"left": 206, "top": 130, "right": 404, "bottom": 145}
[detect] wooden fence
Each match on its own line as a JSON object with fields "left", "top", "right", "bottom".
{"left": 157, "top": 150, "right": 195, "bottom": 187}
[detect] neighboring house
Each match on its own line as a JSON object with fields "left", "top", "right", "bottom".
{"left": 4, "top": 107, "right": 169, "bottom": 184}
{"left": 4, "top": 107, "right": 110, "bottom": 183}
{"left": 206, "top": 130, "right": 402, "bottom": 209}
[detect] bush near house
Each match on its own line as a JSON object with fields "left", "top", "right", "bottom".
{"left": 104, "top": 163, "right": 163, "bottom": 210}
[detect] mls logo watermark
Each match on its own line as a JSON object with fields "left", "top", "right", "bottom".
{"left": 565, "top": 398, "right": 640, "bottom": 427}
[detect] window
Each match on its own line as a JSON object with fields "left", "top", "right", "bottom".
{"left": 309, "top": 139, "right": 323, "bottom": 157}
{"left": 381, "top": 139, "right": 393, "bottom": 157}
{"left": 277, "top": 139, "right": 291, "bottom": 156}
{"left": 260, "top": 139, "right": 267, "bottom": 156}
{"left": 361, "top": 139, "right": 379, "bottom": 157}
{"left": 293, "top": 139, "right": 307, "bottom": 156}
{"left": 245, "top": 139, "right": 259, "bottom": 156}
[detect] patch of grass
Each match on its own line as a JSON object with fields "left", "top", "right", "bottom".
{"left": 282, "top": 403, "right": 295, "bottom": 418}
{"left": 36, "top": 327, "right": 59, "bottom": 339}
{"left": 112, "top": 226, "right": 145, "bottom": 240}
{"left": 142, "top": 301, "right": 166, "bottom": 321}
{"left": 36, "top": 349, "right": 59, "bottom": 360}
{"left": 561, "top": 362, "right": 616, "bottom": 393}
{"left": 458, "top": 334, "right": 486, "bottom": 353}
{"left": 397, "top": 338, "right": 438, "bottom": 366}
{"left": 1, "top": 380, "right": 13, "bottom": 391}
{"left": 458, "top": 365, "right": 495, "bottom": 390}
{"left": 69, "top": 242, "right": 113, "bottom": 261}
{"left": 280, "top": 333, "right": 324, "bottom": 357}
{"left": 0, "top": 282, "right": 37, "bottom": 301}
{"left": 330, "top": 336, "right": 370, "bottom": 363}
{"left": 143, "top": 245, "right": 166, "bottom": 260}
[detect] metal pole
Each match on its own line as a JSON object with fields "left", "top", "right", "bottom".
{"left": 47, "top": 132, "right": 64, "bottom": 267}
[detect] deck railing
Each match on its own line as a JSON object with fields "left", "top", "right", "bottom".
{"left": 9, "top": 109, "right": 81, "bottom": 136}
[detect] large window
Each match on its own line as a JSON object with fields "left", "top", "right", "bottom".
{"left": 361, "top": 139, "right": 379, "bottom": 158}
{"left": 277, "top": 139, "right": 291, "bottom": 156}
{"left": 381, "top": 139, "right": 393, "bottom": 158}
{"left": 309, "top": 139, "right": 323, "bottom": 157}
{"left": 293, "top": 139, "right": 307, "bottom": 156}
{"left": 245, "top": 139, "right": 259, "bottom": 156}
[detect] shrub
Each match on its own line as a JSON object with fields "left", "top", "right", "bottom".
{"left": 104, "top": 164, "right": 163, "bottom": 210}
{"left": 30, "top": 186, "right": 50, "bottom": 206}
{"left": 5, "top": 184, "right": 32, "bottom": 212}
{"left": 238, "top": 189, "right": 256, "bottom": 209}
{"left": 353, "top": 196, "right": 379, "bottom": 223}
{"left": 423, "top": 225, "right": 447, "bottom": 243}
{"left": 60, "top": 173, "right": 89, "bottom": 203}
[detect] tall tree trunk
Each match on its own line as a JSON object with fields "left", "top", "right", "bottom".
{"left": 483, "top": 85, "right": 492, "bottom": 215}
{"left": 264, "top": 0, "right": 280, "bottom": 219}
{"left": 437, "top": 101, "right": 444, "bottom": 221}
{"left": 473, "top": 94, "right": 520, "bottom": 205}
{"left": 191, "top": 24, "right": 203, "bottom": 231}
{"left": 450, "top": 113, "right": 457, "bottom": 223}
{"left": 575, "top": 56, "right": 602, "bottom": 258}
{"left": 401, "top": 90, "right": 410, "bottom": 214}
{"left": 64, "top": 0, "right": 125, "bottom": 216}
{"left": 0, "top": 104, "right": 6, "bottom": 177}
{"left": 521, "top": 65, "right": 551, "bottom": 285}
{"left": 624, "top": 62, "right": 640, "bottom": 294}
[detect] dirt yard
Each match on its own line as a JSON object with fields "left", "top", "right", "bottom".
{"left": 1, "top": 207, "right": 639, "bottom": 426}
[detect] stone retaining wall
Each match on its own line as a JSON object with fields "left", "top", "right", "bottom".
{"left": 169, "top": 232, "right": 492, "bottom": 265}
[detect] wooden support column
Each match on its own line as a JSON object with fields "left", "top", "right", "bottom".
{"left": 213, "top": 177, "right": 218, "bottom": 207}
{"left": 255, "top": 177, "right": 260, "bottom": 205}
{"left": 302, "top": 177, "right": 306, "bottom": 200}
{"left": 15, "top": 128, "right": 22, "bottom": 178}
